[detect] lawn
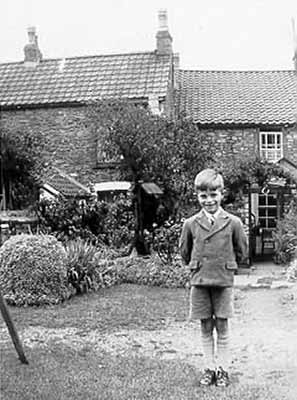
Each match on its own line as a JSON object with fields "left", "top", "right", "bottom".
{"left": 1, "top": 284, "right": 297, "bottom": 400}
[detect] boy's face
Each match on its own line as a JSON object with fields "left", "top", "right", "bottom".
{"left": 197, "top": 188, "right": 223, "bottom": 214}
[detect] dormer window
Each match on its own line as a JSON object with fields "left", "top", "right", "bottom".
{"left": 260, "top": 131, "right": 283, "bottom": 163}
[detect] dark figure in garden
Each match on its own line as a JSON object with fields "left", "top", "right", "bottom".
{"left": 179, "top": 169, "right": 248, "bottom": 387}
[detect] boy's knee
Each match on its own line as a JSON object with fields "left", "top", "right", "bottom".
{"left": 200, "top": 317, "right": 215, "bottom": 336}
{"left": 215, "top": 317, "right": 228, "bottom": 335}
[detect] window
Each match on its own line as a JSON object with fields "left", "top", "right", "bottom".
{"left": 258, "top": 193, "right": 277, "bottom": 228}
{"left": 260, "top": 131, "right": 283, "bottom": 162}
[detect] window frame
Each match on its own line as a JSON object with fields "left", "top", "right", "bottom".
{"left": 259, "top": 131, "right": 283, "bottom": 163}
{"left": 258, "top": 193, "right": 278, "bottom": 229}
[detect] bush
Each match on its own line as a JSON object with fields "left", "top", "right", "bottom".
{"left": 118, "top": 256, "right": 190, "bottom": 288}
{"left": 37, "top": 198, "right": 101, "bottom": 243}
{"left": 151, "top": 220, "right": 182, "bottom": 264}
{"left": 273, "top": 210, "right": 297, "bottom": 264}
{"left": 0, "top": 234, "right": 70, "bottom": 306}
{"left": 37, "top": 195, "right": 134, "bottom": 248}
{"left": 65, "top": 239, "right": 98, "bottom": 294}
{"left": 102, "top": 196, "right": 134, "bottom": 248}
{"left": 91, "top": 254, "right": 190, "bottom": 290}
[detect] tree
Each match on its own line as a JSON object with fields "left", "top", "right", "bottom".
{"left": 85, "top": 100, "right": 214, "bottom": 253}
{"left": 0, "top": 126, "right": 46, "bottom": 210}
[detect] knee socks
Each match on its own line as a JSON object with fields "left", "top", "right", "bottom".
{"left": 201, "top": 332, "right": 215, "bottom": 369}
{"left": 201, "top": 328, "right": 230, "bottom": 370}
{"left": 217, "top": 331, "right": 230, "bottom": 369}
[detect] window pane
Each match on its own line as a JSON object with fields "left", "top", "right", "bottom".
{"left": 268, "top": 208, "right": 277, "bottom": 217}
{"left": 267, "top": 134, "right": 275, "bottom": 145}
{"left": 259, "top": 208, "right": 267, "bottom": 217}
{"left": 267, "top": 195, "right": 277, "bottom": 206}
{"left": 268, "top": 219, "right": 276, "bottom": 228}
{"left": 259, "top": 218, "right": 266, "bottom": 228}
{"left": 259, "top": 195, "right": 266, "bottom": 206}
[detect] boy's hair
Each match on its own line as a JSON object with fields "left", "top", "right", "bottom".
{"left": 194, "top": 168, "right": 224, "bottom": 191}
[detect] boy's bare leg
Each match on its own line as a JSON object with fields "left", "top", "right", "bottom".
{"left": 200, "top": 317, "right": 215, "bottom": 370}
{"left": 215, "top": 317, "right": 230, "bottom": 369}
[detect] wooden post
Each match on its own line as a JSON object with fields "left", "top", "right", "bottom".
{"left": 0, "top": 291, "right": 29, "bottom": 364}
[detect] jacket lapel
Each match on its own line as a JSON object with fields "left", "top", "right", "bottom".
{"left": 205, "top": 209, "right": 231, "bottom": 238}
{"left": 195, "top": 210, "right": 212, "bottom": 231}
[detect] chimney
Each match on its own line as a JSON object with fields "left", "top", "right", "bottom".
{"left": 173, "top": 53, "right": 180, "bottom": 70}
{"left": 173, "top": 53, "right": 180, "bottom": 89}
{"left": 156, "top": 9, "right": 172, "bottom": 55}
{"left": 24, "top": 26, "right": 42, "bottom": 67}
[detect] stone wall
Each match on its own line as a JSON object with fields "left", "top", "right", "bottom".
{"left": 201, "top": 126, "right": 297, "bottom": 165}
{"left": 284, "top": 126, "right": 297, "bottom": 165}
{"left": 1, "top": 106, "right": 119, "bottom": 186}
{"left": 201, "top": 127, "right": 258, "bottom": 161}
{"left": 1, "top": 105, "right": 296, "bottom": 188}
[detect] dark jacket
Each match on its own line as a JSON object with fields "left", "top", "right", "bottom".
{"left": 179, "top": 209, "right": 248, "bottom": 287}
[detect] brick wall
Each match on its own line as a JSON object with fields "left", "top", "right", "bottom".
{"left": 1, "top": 105, "right": 296, "bottom": 188}
{"left": 201, "top": 127, "right": 258, "bottom": 161}
{"left": 284, "top": 126, "right": 297, "bottom": 165}
{"left": 201, "top": 126, "right": 297, "bottom": 164}
{"left": 1, "top": 106, "right": 119, "bottom": 186}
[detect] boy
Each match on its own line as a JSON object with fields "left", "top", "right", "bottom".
{"left": 179, "top": 169, "right": 248, "bottom": 387}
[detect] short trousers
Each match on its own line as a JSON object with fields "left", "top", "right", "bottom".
{"left": 189, "top": 286, "right": 234, "bottom": 320}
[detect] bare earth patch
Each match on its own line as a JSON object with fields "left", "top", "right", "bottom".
{"left": 1, "top": 286, "right": 297, "bottom": 393}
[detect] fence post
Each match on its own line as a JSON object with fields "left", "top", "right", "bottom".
{"left": 0, "top": 291, "right": 29, "bottom": 364}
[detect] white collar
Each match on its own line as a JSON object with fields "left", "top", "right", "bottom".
{"left": 203, "top": 207, "right": 222, "bottom": 221}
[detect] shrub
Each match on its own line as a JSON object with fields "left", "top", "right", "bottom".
{"left": 273, "top": 210, "right": 297, "bottom": 264}
{"left": 37, "top": 195, "right": 134, "bottom": 248}
{"left": 37, "top": 198, "right": 101, "bottom": 243}
{"left": 151, "top": 220, "right": 182, "bottom": 264}
{"left": 118, "top": 255, "right": 190, "bottom": 288}
{"left": 0, "top": 234, "right": 70, "bottom": 306}
{"left": 65, "top": 239, "right": 98, "bottom": 294}
{"left": 91, "top": 254, "right": 190, "bottom": 290}
{"left": 99, "top": 195, "right": 134, "bottom": 248}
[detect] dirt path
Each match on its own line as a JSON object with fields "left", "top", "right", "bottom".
{"left": 1, "top": 286, "right": 297, "bottom": 393}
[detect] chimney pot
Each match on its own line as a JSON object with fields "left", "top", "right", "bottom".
{"left": 156, "top": 9, "right": 172, "bottom": 55}
{"left": 24, "top": 26, "right": 42, "bottom": 67}
{"left": 158, "top": 9, "right": 168, "bottom": 31}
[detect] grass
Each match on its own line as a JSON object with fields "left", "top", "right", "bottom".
{"left": 0, "top": 284, "right": 295, "bottom": 400}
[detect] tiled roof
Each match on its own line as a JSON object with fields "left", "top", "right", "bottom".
{"left": 176, "top": 70, "right": 297, "bottom": 125}
{"left": 44, "top": 168, "right": 91, "bottom": 198}
{"left": 0, "top": 52, "right": 171, "bottom": 108}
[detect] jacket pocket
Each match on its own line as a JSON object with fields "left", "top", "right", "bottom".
{"left": 225, "top": 261, "right": 238, "bottom": 270}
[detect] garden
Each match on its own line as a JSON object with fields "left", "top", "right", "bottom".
{"left": 1, "top": 100, "right": 297, "bottom": 399}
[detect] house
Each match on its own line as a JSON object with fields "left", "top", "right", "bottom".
{"left": 0, "top": 10, "right": 176, "bottom": 194}
{"left": 1, "top": 10, "right": 297, "bottom": 260}
{"left": 176, "top": 68, "right": 297, "bottom": 260}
